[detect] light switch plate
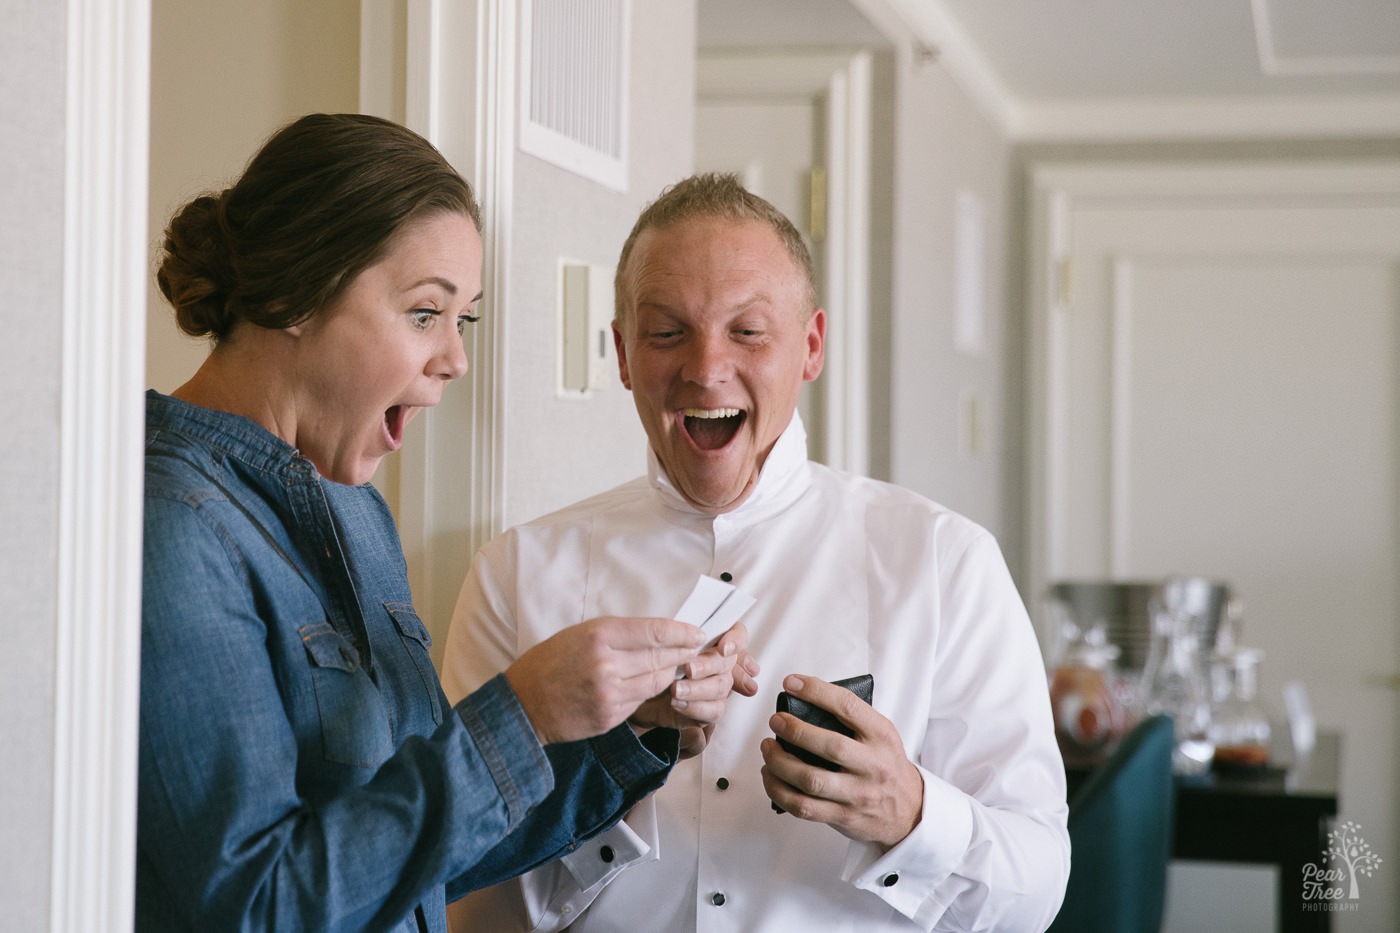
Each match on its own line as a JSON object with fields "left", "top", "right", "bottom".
{"left": 559, "top": 260, "right": 615, "bottom": 397}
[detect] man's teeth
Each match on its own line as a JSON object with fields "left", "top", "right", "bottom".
{"left": 682, "top": 408, "right": 741, "bottom": 419}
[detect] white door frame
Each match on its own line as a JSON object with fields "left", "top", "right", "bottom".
{"left": 697, "top": 48, "right": 873, "bottom": 476}
{"left": 360, "top": 0, "right": 515, "bottom": 644}
{"left": 1025, "top": 159, "right": 1400, "bottom": 638}
{"left": 52, "top": 0, "right": 151, "bottom": 930}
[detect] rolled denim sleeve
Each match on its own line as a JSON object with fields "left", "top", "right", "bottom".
{"left": 448, "top": 725, "right": 680, "bottom": 898}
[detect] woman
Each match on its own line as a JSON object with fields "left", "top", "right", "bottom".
{"left": 139, "top": 113, "right": 752, "bottom": 931}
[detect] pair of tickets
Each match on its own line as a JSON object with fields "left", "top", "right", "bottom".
{"left": 672, "top": 575, "right": 756, "bottom": 677}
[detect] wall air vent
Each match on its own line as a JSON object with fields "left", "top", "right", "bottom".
{"left": 520, "top": 0, "right": 630, "bottom": 192}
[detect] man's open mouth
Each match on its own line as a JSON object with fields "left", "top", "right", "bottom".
{"left": 682, "top": 407, "right": 744, "bottom": 451}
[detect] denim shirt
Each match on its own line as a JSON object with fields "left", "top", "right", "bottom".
{"left": 137, "top": 391, "right": 678, "bottom": 931}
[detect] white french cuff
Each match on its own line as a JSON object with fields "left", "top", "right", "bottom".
{"left": 840, "top": 764, "right": 973, "bottom": 928}
{"left": 532, "top": 798, "right": 658, "bottom": 927}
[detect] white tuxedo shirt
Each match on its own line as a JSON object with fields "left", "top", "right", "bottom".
{"left": 441, "top": 416, "right": 1069, "bottom": 932}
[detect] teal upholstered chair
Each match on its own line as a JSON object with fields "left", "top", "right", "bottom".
{"left": 1048, "top": 714, "right": 1175, "bottom": 933}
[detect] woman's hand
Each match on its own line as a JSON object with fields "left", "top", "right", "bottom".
{"left": 503, "top": 616, "right": 705, "bottom": 745}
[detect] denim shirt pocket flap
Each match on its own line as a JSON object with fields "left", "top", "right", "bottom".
{"left": 300, "top": 621, "right": 361, "bottom": 672}
{"left": 299, "top": 621, "right": 392, "bottom": 768}
{"left": 385, "top": 603, "right": 433, "bottom": 649}
{"left": 384, "top": 602, "right": 444, "bottom": 726}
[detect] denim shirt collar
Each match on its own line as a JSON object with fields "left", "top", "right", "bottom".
{"left": 145, "top": 388, "right": 323, "bottom": 490}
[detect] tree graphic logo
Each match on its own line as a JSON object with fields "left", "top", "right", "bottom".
{"left": 1326, "top": 821, "right": 1383, "bottom": 900}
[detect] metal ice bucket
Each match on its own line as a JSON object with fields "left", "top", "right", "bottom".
{"left": 1046, "top": 578, "right": 1231, "bottom": 674}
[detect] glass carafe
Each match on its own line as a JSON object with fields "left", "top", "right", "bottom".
{"left": 1139, "top": 578, "right": 1215, "bottom": 775}
{"left": 1209, "top": 647, "right": 1271, "bottom": 773}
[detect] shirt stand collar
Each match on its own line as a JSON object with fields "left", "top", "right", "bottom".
{"left": 646, "top": 412, "right": 813, "bottom": 523}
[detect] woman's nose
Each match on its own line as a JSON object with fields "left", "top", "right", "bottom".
{"left": 435, "top": 329, "right": 469, "bottom": 381}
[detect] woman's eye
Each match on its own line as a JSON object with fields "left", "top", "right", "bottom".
{"left": 410, "top": 309, "right": 438, "bottom": 330}
{"left": 456, "top": 313, "right": 480, "bottom": 336}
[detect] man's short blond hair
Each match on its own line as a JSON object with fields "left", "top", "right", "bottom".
{"left": 614, "top": 173, "right": 818, "bottom": 325}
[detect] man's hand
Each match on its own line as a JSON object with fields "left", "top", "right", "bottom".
{"left": 759, "top": 674, "right": 923, "bottom": 849}
{"left": 629, "top": 622, "right": 761, "bottom": 759}
{"left": 503, "top": 616, "right": 705, "bottom": 745}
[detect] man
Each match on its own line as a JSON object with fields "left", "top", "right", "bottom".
{"left": 441, "top": 174, "right": 1069, "bottom": 931}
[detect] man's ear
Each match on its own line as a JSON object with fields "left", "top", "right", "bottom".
{"left": 612, "top": 321, "right": 632, "bottom": 390}
{"left": 802, "top": 308, "right": 826, "bottom": 382}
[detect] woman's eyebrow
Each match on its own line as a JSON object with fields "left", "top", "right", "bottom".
{"left": 403, "top": 277, "right": 484, "bottom": 304}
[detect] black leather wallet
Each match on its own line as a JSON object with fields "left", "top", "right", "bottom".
{"left": 775, "top": 673, "right": 874, "bottom": 772}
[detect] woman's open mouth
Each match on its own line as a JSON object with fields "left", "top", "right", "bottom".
{"left": 384, "top": 405, "right": 411, "bottom": 450}
{"left": 682, "top": 407, "right": 744, "bottom": 451}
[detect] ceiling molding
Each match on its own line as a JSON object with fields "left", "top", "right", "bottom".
{"left": 697, "top": 47, "right": 866, "bottom": 99}
{"left": 1009, "top": 94, "right": 1400, "bottom": 142}
{"left": 849, "top": 0, "right": 1017, "bottom": 132}
{"left": 855, "top": 0, "right": 1400, "bottom": 142}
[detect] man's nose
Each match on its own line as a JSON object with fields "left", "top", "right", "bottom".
{"left": 681, "top": 332, "right": 732, "bottom": 385}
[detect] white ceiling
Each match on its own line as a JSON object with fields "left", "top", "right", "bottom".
{"left": 697, "top": 0, "right": 1400, "bottom": 139}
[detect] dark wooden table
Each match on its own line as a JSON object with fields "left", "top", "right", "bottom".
{"left": 1171, "top": 732, "right": 1340, "bottom": 933}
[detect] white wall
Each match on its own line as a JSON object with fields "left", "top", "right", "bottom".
{"left": 886, "top": 44, "right": 1017, "bottom": 546}
{"left": 0, "top": 4, "right": 67, "bottom": 925}
{"left": 146, "top": 0, "right": 360, "bottom": 394}
{"left": 500, "top": 0, "right": 696, "bottom": 527}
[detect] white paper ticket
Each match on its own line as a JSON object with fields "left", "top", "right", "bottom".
{"left": 673, "top": 574, "right": 756, "bottom": 633}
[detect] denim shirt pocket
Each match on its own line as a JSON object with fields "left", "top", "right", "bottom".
{"left": 300, "top": 621, "right": 394, "bottom": 768}
{"left": 385, "top": 603, "right": 444, "bottom": 726}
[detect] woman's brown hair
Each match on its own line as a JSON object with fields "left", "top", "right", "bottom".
{"left": 157, "top": 113, "right": 480, "bottom": 343}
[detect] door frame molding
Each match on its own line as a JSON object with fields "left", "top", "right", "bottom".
{"left": 697, "top": 48, "right": 873, "bottom": 476}
{"left": 52, "top": 0, "right": 151, "bottom": 928}
{"left": 1026, "top": 159, "right": 1400, "bottom": 636}
{"left": 360, "top": 0, "right": 515, "bottom": 647}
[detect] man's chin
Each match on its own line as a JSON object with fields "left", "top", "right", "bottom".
{"left": 673, "top": 470, "right": 755, "bottom": 516}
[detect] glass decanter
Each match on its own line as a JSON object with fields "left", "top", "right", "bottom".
{"left": 1139, "top": 578, "right": 1215, "bottom": 775}
{"left": 1209, "top": 647, "right": 1271, "bottom": 773}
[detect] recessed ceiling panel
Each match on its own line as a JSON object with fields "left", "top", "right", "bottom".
{"left": 1255, "top": 0, "right": 1400, "bottom": 73}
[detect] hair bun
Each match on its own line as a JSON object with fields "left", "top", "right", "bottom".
{"left": 156, "top": 192, "right": 238, "bottom": 340}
